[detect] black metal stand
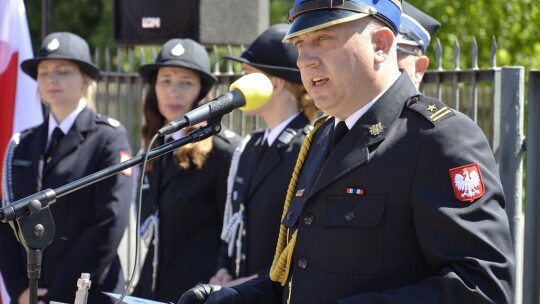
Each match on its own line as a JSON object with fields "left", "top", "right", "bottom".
{"left": 0, "top": 120, "right": 223, "bottom": 304}
{"left": 16, "top": 204, "right": 55, "bottom": 304}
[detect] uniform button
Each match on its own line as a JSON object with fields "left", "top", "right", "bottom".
{"left": 242, "top": 229, "right": 246, "bottom": 236}
{"left": 286, "top": 211, "right": 294, "bottom": 220}
{"left": 345, "top": 211, "right": 355, "bottom": 221}
{"left": 241, "top": 254, "right": 246, "bottom": 260}
{"left": 298, "top": 257, "right": 308, "bottom": 269}
{"left": 303, "top": 214, "right": 315, "bottom": 225}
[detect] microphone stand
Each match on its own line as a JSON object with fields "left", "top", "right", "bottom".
{"left": 0, "top": 119, "right": 223, "bottom": 304}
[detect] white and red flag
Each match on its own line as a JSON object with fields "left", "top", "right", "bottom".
{"left": 0, "top": 0, "right": 43, "bottom": 302}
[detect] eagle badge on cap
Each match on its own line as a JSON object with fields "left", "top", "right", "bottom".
{"left": 46, "top": 38, "right": 60, "bottom": 51}
{"left": 170, "top": 44, "right": 185, "bottom": 57}
{"left": 449, "top": 163, "right": 485, "bottom": 203}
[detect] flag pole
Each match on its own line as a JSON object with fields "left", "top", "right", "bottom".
{"left": 41, "top": 0, "right": 50, "bottom": 40}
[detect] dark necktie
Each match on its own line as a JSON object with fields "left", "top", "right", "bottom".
{"left": 45, "top": 127, "right": 64, "bottom": 164}
{"left": 331, "top": 121, "right": 348, "bottom": 151}
{"left": 252, "top": 138, "right": 268, "bottom": 176}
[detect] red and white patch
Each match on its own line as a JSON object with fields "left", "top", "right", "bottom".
{"left": 449, "top": 163, "right": 485, "bottom": 203}
{"left": 119, "top": 151, "right": 132, "bottom": 176}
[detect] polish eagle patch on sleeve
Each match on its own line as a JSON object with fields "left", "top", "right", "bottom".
{"left": 449, "top": 163, "right": 485, "bottom": 203}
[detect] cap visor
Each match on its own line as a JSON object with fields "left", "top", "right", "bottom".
{"left": 283, "top": 10, "right": 369, "bottom": 42}
{"left": 396, "top": 35, "right": 421, "bottom": 48}
{"left": 21, "top": 58, "right": 99, "bottom": 79}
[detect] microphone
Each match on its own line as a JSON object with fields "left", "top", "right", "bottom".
{"left": 157, "top": 72, "right": 273, "bottom": 136}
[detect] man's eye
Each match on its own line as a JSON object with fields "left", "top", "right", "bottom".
{"left": 319, "top": 35, "right": 329, "bottom": 41}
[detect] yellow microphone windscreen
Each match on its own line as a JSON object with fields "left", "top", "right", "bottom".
{"left": 229, "top": 73, "right": 273, "bottom": 111}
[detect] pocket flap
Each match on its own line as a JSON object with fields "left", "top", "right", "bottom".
{"left": 325, "top": 195, "right": 386, "bottom": 228}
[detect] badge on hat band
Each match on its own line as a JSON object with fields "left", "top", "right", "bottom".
{"left": 170, "top": 44, "right": 185, "bottom": 57}
{"left": 46, "top": 38, "right": 60, "bottom": 51}
{"left": 449, "top": 163, "right": 485, "bottom": 203}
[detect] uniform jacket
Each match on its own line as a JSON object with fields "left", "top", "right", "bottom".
{"left": 0, "top": 107, "right": 133, "bottom": 304}
{"left": 235, "top": 73, "right": 515, "bottom": 304}
{"left": 134, "top": 131, "right": 240, "bottom": 303}
{"left": 217, "top": 114, "right": 312, "bottom": 278}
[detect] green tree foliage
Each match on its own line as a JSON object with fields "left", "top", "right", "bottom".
{"left": 270, "top": 0, "right": 294, "bottom": 24}
{"left": 269, "top": 0, "right": 540, "bottom": 70}
{"left": 406, "top": 0, "right": 539, "bottom": 70}
{"left": 24, "top": 0, "right": 539, "bottom": 70}
{"left": 25, "top": 0, "right": 110, "bottom": 50}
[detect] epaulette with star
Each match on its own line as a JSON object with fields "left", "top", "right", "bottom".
{"left": 407, "top": 95, "right": 455, "bottom": 125}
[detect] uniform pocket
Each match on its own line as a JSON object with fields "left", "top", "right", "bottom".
{"left": 322, "top": 195, "right": 386, "bottom": 275}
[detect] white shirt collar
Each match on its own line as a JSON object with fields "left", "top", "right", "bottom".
{"left": 264, "top": 112, "right": 300, "bottom": 146}
{"left": 47, "top": 100, "right": 87, "bottom": 144}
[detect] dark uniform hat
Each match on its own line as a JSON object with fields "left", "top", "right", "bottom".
{"left": 224, "top": 24, "right": 302, "bottom": 84}
{"left": 139, "top": 38, "right": 218, "bottom": 100}
{"left": 21, "top": 32, "right": 99, "bottom": 80}
{"left": 397, "top": 1, "right": 441, "bottom": 53}
{"left": 284, "top": 0, "right": 402, "bottom": 42}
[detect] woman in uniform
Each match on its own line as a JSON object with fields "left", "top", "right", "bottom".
{"left": 132, "top": 38, "right": 240, "bottom": 302}
{"left": 0, "top": 32, "right": 133, "bottom": 304}
{"left": 210, "top": 24, "right": 318, "bottom": 287}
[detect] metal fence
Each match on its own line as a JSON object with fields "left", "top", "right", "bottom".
{"left": 523, "top": 70, "right": 540, "bottom": 304}
{"left": 92, "top": 39, "right": 533, "bottom": 304}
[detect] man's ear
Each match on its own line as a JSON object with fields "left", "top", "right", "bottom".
{"left": 414, "top": 55, "right": 430, "bottom": 80}
{"left": 373, "top": 27, "right": 395, "bottom": 64}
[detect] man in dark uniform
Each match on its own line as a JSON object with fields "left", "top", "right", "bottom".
{"left": 397, "top": 1, "right": 441, "bottom": 89}
{"left": 178, "top": 0, "right": 516, "bottom": 303}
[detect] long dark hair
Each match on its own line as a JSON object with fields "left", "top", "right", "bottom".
{"left": 141, "top": 75, "right": 213, "bottom": 172}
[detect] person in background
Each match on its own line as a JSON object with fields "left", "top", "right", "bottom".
{"left": 178, "top": 0, "right": 515, "bottom": 303}
{"left": 0, "top": 32, "right": 133, "bottom": 304}
{"left": 209, "top": 23, "right": 318, "bottom": 287}
{"left": 132, "top": 38, "right": 241, "bottom": 303}
{"left": 397, "top": 0, "right": 441, "bottom": 89}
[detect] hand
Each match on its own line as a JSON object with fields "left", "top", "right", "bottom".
{"left": 18, "top": 287, "right": 48, "bottom": 304}
{"left": 209, "top": 268, "right": 233, "bottom": 285}
{"left": 178, "top": 284, "right": 242, "bottom": 304}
